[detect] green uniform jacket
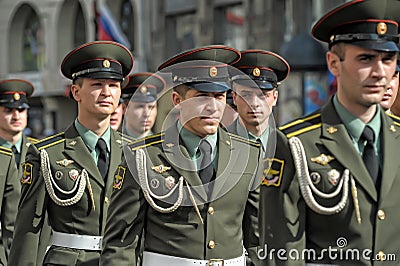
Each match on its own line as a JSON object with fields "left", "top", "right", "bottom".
{"left": 19, "top": 134, "right": 52, "bottom": 266}
{"left": 260, "top": 100, "right": 400, "bottom": 265}
{"left": 0, "top": 147, "right": 19, "bottom": 265}
{"left": 9, "top": 125, "right": 122, "bottom": 266}
{"left": 101, "top": 125, "right": 263, "bottom": 265}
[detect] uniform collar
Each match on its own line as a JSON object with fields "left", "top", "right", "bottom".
{"left": 0, "top": 136, "right": 22, "bottom": 152}
{"left": 333, "top": 95, "right": 381, "bottom": 145}
{"left": 74, "top": 119, "right": 111, "bottom": 152}
{"left": 177, "top": 120, "right": 218, "bottom": 158}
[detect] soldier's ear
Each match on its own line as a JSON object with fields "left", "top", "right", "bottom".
{"left": 326, "top": 51, "right": 340, "bottom": 76}
{"left": 171, "top": 91, "right": 183, "bottom": 109}
{"left": 71, "top": 84, "right": 81, "bottom": 102}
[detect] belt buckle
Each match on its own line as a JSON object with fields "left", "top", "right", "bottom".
{"left": 209, "top": 259, "right": 224, "bottom": 266}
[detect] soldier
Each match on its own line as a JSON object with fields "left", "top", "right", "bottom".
{"left": 0, "top": 79, "right": 37, "bottom": 168}
{"left": 228, "top": 50, "right": 290, "bottom": 154}
{"left": 101, "top": 45, "right": 263, "bottom": 265}
{"left": 0, "top": 147, "right": 19, "bottom": 265}
{"left": 381, "top": 62, "right": 399, "bottom": 113}
{"left": 9, "top": 41, "right": 134, "bottom": 265}
{"left": 121, "top": 72, "right": 165, "bottom": 140}
{"left": 110, "top": 97, "right": 126, "bottom": 131}
{"left": 261, "top": 0, "right": 400, "bottom": 265}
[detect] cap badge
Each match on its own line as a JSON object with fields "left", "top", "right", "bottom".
{"left": 376, "top": 22, "right": 387, "bottom": 35}
{"left": 209, "top": 66, "right": 218, "bottom": 77}
{"left": 140, "top": 86, "right": 148, "bottom": 94}
{"left": 103, "top": 59, "right": 111, "bottom": 68}
{"left": 253, "top": 67, "right": 261, "bottom": 77}
{"left": 13, "top": 93, "right": 20, "bottom": 101}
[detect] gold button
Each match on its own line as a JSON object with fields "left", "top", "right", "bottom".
{"left": 208, "top": 207, "right": 215, "bottom": 215}
{"left": 377, "top": 251, "right": 385, "bottom": 261}
{"left": 377, "top": 210, "right": 385, "bottom": 220}
{"left": 105, "top": 197, "right": 110, "bottom": 204}
{"left": 208, "top": 240, "right": 215, "bottom": 249}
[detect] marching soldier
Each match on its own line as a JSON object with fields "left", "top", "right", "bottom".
{"left": 228, "top": 50, "right": 290, "bottom": 154}
{"left": 0, "top": 79, "right": 52, "bottom": 265}
{"left": 261, "top": 0, "right": 400, "bottom": 265}
{"left": 0, "top": 147, "right": 19, "bottom": 265}
{"left": 0, "top": 79, "right": 37, "bottom": 169}
{"left": 101, "top": 45, "right": 263, "bottom": 265}
{"left": 9, "top": 41, "right": 134, "bottom": 265}
{"left": 110, "top": 97, "right": 126, "bottom": 131}
{"left": 121, "top": 72, "right": 165, "bottom": 140}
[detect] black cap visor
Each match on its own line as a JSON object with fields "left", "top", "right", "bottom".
{"left": 186, "top": 81, "right": 230, "bottom": 92}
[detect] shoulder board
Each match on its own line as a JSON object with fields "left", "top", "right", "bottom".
{"left": 386, "top": 112, "right": 400, "bottom": 127}
{"left": 279, "top": 113, "right": 322, "bottom": 138}
{"left": 226, "top": 132, "right": 260, "bottom": 147}
{"left": 0, "top": 146, "right": 12, "bottom": 156}
{"left": 117, "top": 131, "right": 137, "bottom": 143}
{"left": 27, "top": 136, "right": 39, "bottom": 144}
{"left": 35, "top": 132, "right": 65, "bottom": 150}
{"left": 129, "top": 132, "right": 165, "bottom": 151}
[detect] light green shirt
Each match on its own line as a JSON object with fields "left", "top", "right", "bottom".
{"left": 74, "top": 119, "right": 111, "bottom": 162}
{"left": 333, "top": 95, "right": 381, "bottom": 165}
{"left": 177, "top": 120, "right": 218, "bottom": 171}
{"left": 0, "top": 136, "right": 22, "bottom": 152}
{"left": 234, "top": 119, "right": 269, "bottom": 155}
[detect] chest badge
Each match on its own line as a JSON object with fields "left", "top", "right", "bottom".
{"left": 327, "top": 169, "right": 340, "bottom": 186}
{"left": 152, "top": 164, "right": 171, "bottom": 174}
{"left": 69, "top": 169, "right": 79, "bottom": 181}
{"left": 165, "top": 176, "right": 175, "bottom": 189}
{"left": 311, "top": 154, "right": 335, "bottom": 166}
{"left": 56, "top": 159, "right": 74, "bottom": 167}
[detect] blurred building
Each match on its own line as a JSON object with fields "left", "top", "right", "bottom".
{"left": 0, "top": 0, "right": 346, "bottom": 138}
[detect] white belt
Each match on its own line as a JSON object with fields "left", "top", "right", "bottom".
{"left": 143, "top": 251, "right": 245, "bottom": 266}
{"left": 51, "top": 230, "right": 102, "bottom": 251}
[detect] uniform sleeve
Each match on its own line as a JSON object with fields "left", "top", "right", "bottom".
{"left": 9, "top": 144, "right": 47, "bottom": 265}
{"left": 243, "top": 146, "right": 262, "bottom": 266}
{"left": 259, "top": 131, "right": 306, "bottom": 266}
{"left": 100, "top": 147, "right": 148, "bottom": 265}
{"left": 1, "top": 155, "right": 20, "bottom": 262}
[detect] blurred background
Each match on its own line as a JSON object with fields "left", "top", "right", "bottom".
{"left": 0, "top": 0, "right": 349, "bottom": 138}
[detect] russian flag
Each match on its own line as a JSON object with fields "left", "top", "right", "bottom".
{"left": 96, "top": 3, "right": 131, "bottom": 50}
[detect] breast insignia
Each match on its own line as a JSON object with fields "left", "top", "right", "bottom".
{"left": 56, "top": 159, "right": 75, "bottom": 167}
{"left": 152, "top": 164, "right": 171, "bottom": 174}
{"left": 311, "top": 154, "right": 335, "bottom": 166}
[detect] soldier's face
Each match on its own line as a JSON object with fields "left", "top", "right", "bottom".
{"left": 381, "top": 72, "right": 399, "bottom": 111}
{"left": 72, "top": 78, "right": 121, "bottom": 119}
{"left": 0, "top": 107, "right": 27, "bottom": 137}
{"left": 232, "top": 84, "right": 277, "bottom": 130}
{"left": 172, "top": 88, "right": 226, "bottom": 138}
{"left": 327, "top": 44, "right": 397, "bottom": 110}
{"left": 125, "top": 101, "right": 157, "bottom": 137}
{"left": 110, "top": 102, "right": 126, "bottom": 131}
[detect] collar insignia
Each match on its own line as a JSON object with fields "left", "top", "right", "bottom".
{"left": 166, "top": 143, "right": 175, "bottom": 148}
{"left": 326, "top": 126, "right": 338, "bottom": 134}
